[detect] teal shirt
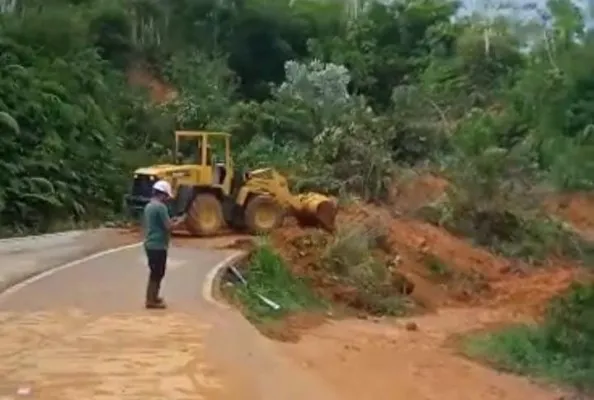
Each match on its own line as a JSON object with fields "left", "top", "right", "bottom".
{"left": 143, "top": 200, "right": 170, "bottom": 250}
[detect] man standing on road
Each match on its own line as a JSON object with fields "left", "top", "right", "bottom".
{"left": 142, "top": 180, "right": 185, "bottom": 309}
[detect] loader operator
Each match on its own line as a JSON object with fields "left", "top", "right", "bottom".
{"left": 142, "top": 180, "right": 184, "bottom": 309}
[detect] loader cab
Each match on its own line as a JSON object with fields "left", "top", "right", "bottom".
{"left": 174, "top": 130, "right": 233, "bottom": 193}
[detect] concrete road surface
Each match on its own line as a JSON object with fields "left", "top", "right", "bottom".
{"left": 0, "top": 230, "right": 338, "bottom": 400}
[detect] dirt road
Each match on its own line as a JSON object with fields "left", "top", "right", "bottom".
{"left": 0, "top": 232, "right": 338, "bottom": 400}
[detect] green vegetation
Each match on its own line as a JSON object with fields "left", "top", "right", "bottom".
{"left": 465, "top": 282, "right": 594, "bottom": 392}
{"left": 2, "top": 0, "right": 594, "bottom": 242}
{"left": 229, "top": 240, "right": 324, "bottom": 322}
{"left": 423, "top": 254, "right": 453, "bottom": 280}
{"left": 321, "top": 223, "right": 409, "bottom": 316}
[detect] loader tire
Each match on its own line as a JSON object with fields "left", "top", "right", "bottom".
{"left": 185, "top": 193, "right": 224, "bottom": 236}
{"left": 244, "top": 195, "right": 284, "bottom": 235}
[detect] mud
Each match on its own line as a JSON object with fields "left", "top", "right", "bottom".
{"left": 0, "top": 310, "right": 241, "bottom": 400}
{"left": 258, "top": 312, "right": 328, "bottom": 343}
{"left": 280, "top": 308, "right": 573, "bottom": 400}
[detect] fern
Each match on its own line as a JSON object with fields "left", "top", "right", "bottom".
{"left": 0, "top": 111, "right": 19, "bottom": 134}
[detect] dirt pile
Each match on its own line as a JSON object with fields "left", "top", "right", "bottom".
{"left": 268, "top": 199, "right": 583, "bottom": 316}
{"left": 269, "top": 220, "right": 415, "bottom": 317}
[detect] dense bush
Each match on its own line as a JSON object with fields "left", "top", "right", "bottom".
{"left": 0, "top": 21, "right": 128, "bottom": 233}
{"left": 1, "top": 0, "right": 593, "bottom": 238}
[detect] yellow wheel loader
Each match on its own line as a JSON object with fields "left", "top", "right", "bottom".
{"left": 124, "top": 131, "right": 337, "bottom": 236}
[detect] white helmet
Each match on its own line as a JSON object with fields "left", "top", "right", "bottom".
{"left": 152, "top": 180, "right": 173, "bottom": 198}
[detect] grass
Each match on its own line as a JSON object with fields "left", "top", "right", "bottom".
{"left": 423, "top": 254, "right": 453, "bottom": 280}
{"left": 227, "top": 239, "right": 325, "bottom": 322}
{"left": 463, "top": 282, "right": 594, "bottom": 393}
{"left": 321, "top": 223, "right": 410, "bottom": 316}
{"left": 322, "top": 223, "right": 380, "bottom": 277}
{"left": 465, "top": 325, "right": 594, "bottom": 392}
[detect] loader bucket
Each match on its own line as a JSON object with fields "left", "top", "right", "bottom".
{"left": 292, "top": 193, "right": 338, "bottom": 232}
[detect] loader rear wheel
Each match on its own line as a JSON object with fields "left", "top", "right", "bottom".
{"left": 185, "top": 193, "right": 224, "bottom": 236}
{"left": 244, "top": 195, "right": 283, "bottom": 235}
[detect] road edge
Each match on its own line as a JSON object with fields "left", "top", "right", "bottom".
{"left": 202, "top": 250, "right": 248, "bottom": 309}
{"left": 0, "top": 242, "right": 142, "bottom": 300}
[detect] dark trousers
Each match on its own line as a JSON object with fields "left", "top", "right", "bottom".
{"left": 145, "top": 248, "right": 167, "bottom": 293}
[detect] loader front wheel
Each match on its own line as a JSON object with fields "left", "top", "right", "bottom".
{"left": 185, "top": 193, "right": 224, "bottom": 236}
{"left": 244, "top": 195, "right": 283, "bottom": 235}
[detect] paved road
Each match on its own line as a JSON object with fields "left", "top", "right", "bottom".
{"left": 0, "top": 230, "right": 338, "bottom": 400}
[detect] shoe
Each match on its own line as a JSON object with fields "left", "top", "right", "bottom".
{"left": 145, "top": 281, "right": 167, "bottom": 309}
{"left": 145, "top": 300, "right": 166, "bottom": 309}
